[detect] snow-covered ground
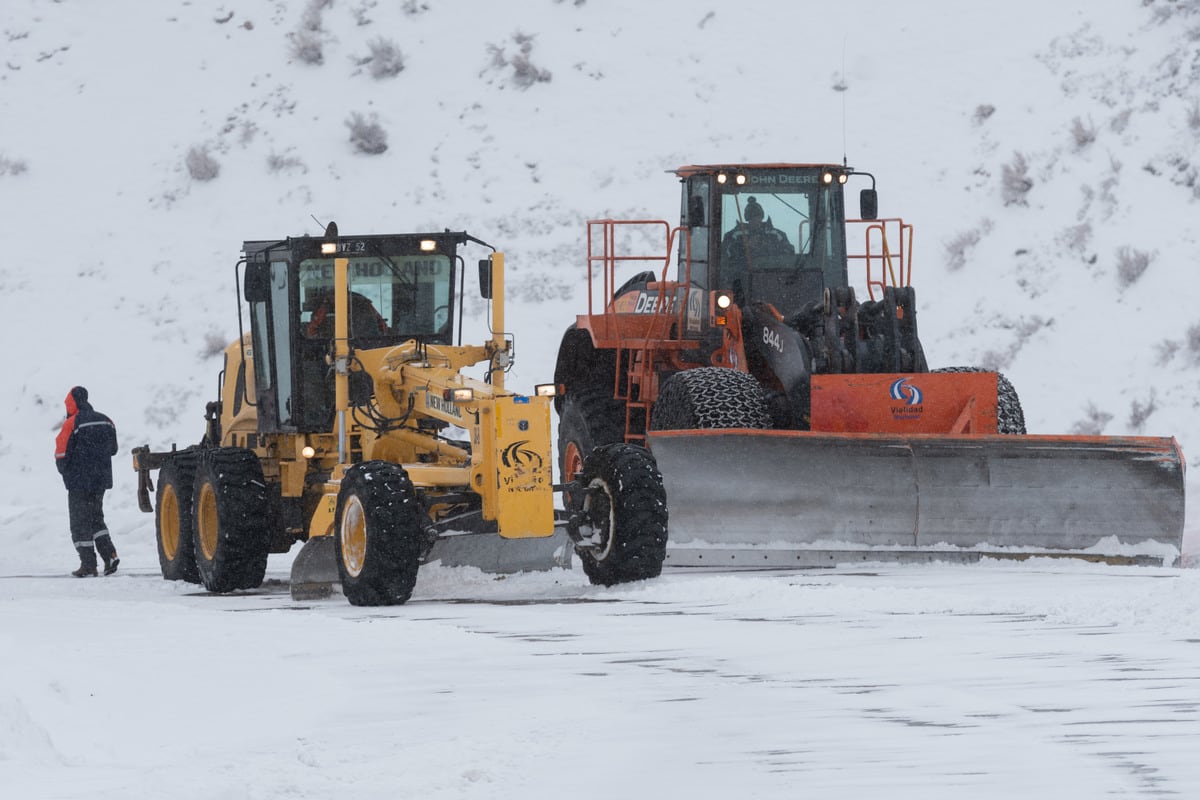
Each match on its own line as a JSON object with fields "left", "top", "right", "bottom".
{"left": 4, "top": 558, "right": 1200, "bottom": 798}
{"left": 2, "top": 1, "right": 1199, "bottom": 796}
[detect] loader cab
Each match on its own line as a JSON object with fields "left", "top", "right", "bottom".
{"left": 241, "top": 231, "right": 466, "bottom": 434}
{"left": 675, "top": 164, "right": 854, "bottom": 316}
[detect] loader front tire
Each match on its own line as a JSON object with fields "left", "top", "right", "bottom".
{"left": 650, "top": 367, "right": 771, "bottom": 431}
{"left": 155, "top": 450, "right": 201, "bottom": 584}
{"left": 191, "top": 448, "right": 271, "bottom": 593}
{"left": 933, "top": 367, "right": 1027, "bottom": 434}
{"left": 335, "top": 461, "right": 424, "bottom": 606}
{"left": 571, "top": 444, "right": 668, "bottom": 586}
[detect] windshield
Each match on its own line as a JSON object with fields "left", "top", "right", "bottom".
{"left": 720, "top": 190, "right": 814, "bottom": 267}
{"left": 298, "top": 254, "right": 453, "bottom": 343}
{"left": 710, "top": 170, "right": 848, "bottom": 312}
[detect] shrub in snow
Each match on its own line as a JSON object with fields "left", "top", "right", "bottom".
{"left": 1188, "top": 99, "right": 1200, "bottom": 134}
{"left": 185, "top": 146, "right": 220, "bottom": 181}
{"left": 487, "top": 32, "right": 552, "bottom": 89}
{"left": 1070, "top": 116, "right": 1096, "bottom": 151}
{"left": 346, "top": 113, "right": 388, "bottom": 155}
{"left": 1057, "top": 222, "right": 1092, "bottom": 255}
{"left": 289, "top": 0, "right": 329, "bottom": 65}
{"left": 290, "top": 29, "right": 324, "bottom": 65}
{"left": 1154, "top": 339, "right": 1180, "bottom": 366}
{"left": 266, "top": 153, "right": 306, "bottom": 174}
{"left": 972, "top": 104, "right": 995, "bottom": 125}
{"left": 1000, "top": 152, "right": 1033, "bottom": 206}
{"left": 364, "top": 37, "right": 405, "bottom": 79}
{"left": 1186, "top": 322, "right": 1200, "bottom": 365}
{"left": 201, "top": 332, "right": 228, "bottom": 360}
{"left": 944, "top": 219, "right": 993, "bottom": 271}
{"left": 1071, "top": 403, "right": 1112, "bottom": 436}
{"left": 1127, "top": 390, "right": 1158, "bottom": 431}
{"left": 0, "top": 154, "right": 29, "bottom": 176}
{"left": 1115, "top": 245, "right": 1153, "bottom": 288}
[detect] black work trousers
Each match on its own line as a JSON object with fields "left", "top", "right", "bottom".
{"left": 68, "top": 489, "right": 115, "bottom": 569}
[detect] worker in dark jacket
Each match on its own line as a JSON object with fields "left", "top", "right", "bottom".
{"left": 54, "top": 386, "right": 120, "bottom": 577}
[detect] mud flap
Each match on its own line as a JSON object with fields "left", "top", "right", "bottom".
{"left": 646, "top": 430, "right": 1185, "bottom": 566}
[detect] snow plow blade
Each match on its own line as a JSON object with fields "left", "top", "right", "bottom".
{"left": 646, "top": 430, "right": 1185, "bottom": 567}
{"left": 289, "top": 529, "right": 574, "bottom": 601}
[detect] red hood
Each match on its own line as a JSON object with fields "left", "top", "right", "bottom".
{"left": 64, "top": 389, "right": 78, "bottom": 417}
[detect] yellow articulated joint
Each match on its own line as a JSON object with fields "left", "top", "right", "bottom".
{"left": 492, "top": 393, "right": 555, "bottom": 538}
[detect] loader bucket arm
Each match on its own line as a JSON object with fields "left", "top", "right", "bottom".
{"left": 646, "top": 430, "right": 1185, "bottom": 566}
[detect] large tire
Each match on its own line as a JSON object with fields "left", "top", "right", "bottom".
{"left": 649, "top": 367, "right": 772, "bottom": 430}
{"left": 192, "top": 448, "right": 271, "bottom": 593}
{"left": 933, "top": 366, "right": 1027, "bottom": 434}
{"left": 558, "top": 385, "right": 626, "bottom": 503}
{"left": 335, "top": 461, "right": 425, "bottom": 606}
{"left": 570, "top": 443, "right": 668, "bottom": 586}
{"left": 155, "top": 450, "right": 200, "bottom": 583}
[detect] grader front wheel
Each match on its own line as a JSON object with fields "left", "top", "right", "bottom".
{"left": 334, "top": 461, "right": 425, "bottom": 606}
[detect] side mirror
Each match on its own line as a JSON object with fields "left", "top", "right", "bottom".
{"left": 859, "top": 189, "right": 879, "bottom": 221}
{"left": 244, "top": 261, "right": 270, "bottom": 302}
{"left": 478, "top": 258, "right": 493, "bottom": 299}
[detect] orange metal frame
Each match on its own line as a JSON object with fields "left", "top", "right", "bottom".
{"left": 847, "top": 217, "right": 914, "bottom": 300}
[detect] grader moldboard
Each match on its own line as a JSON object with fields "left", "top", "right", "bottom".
{"left": 133, "top": 225, "right": 667, "bottom": 605}
{"left": 553, "top": 163, "right": 1185, "bottom": 567}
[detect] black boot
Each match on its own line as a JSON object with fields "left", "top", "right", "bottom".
{"left": 96, "top": 531, "right": 118, "bottom": 575}
{"left": 73, "top": 547, "right": 98, "bottom": 577}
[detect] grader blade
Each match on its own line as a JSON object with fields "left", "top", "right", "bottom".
{"left": 289, "top": 536, "right": 340, "bottom": 601}
{"left": 288, "top": 529, "right": 574, "bottom": 600}
{"left": 646, "top": 430, "right": 1185, "bottom": 567}
{"left": 425, "top": 528, "right": 574, "bottom": 573}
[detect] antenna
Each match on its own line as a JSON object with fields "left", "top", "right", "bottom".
{"left": 310, "top": 213, "right": 327, "bottom": 231}
{"left": 841, "top": 35, "right": 848, "bottom": 168}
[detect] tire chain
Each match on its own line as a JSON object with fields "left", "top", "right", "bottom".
{"left": 651, "top": 367, "right": 772, "bottom": 431}
{"left": 932, "top": 366, "right": 1027, "bottom": 434}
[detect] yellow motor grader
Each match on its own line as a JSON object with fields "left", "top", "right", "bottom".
{"left": 133, "top": 225, "right": 667, "bottom": 604}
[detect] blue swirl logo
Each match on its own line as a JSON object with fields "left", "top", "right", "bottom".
{"left": 889, "top": 378, "right": 923, "bottom": 406}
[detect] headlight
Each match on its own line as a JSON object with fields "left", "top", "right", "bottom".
{"left": 443, "top": 387, "right": 475, "bottom": 403}
{"left": 715, "top": 292, "right": 733, "bottom": 310}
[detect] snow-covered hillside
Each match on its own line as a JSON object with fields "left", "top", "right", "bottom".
{"left": 1, "top": 0, "right": 1198, "bottom": 562}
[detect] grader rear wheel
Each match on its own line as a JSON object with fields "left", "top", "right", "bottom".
{"left": 155, "top": 450, "right": 200, "bottom": 584}
{"left": 191, "top": 448, "right": 271, "bottom": 593}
